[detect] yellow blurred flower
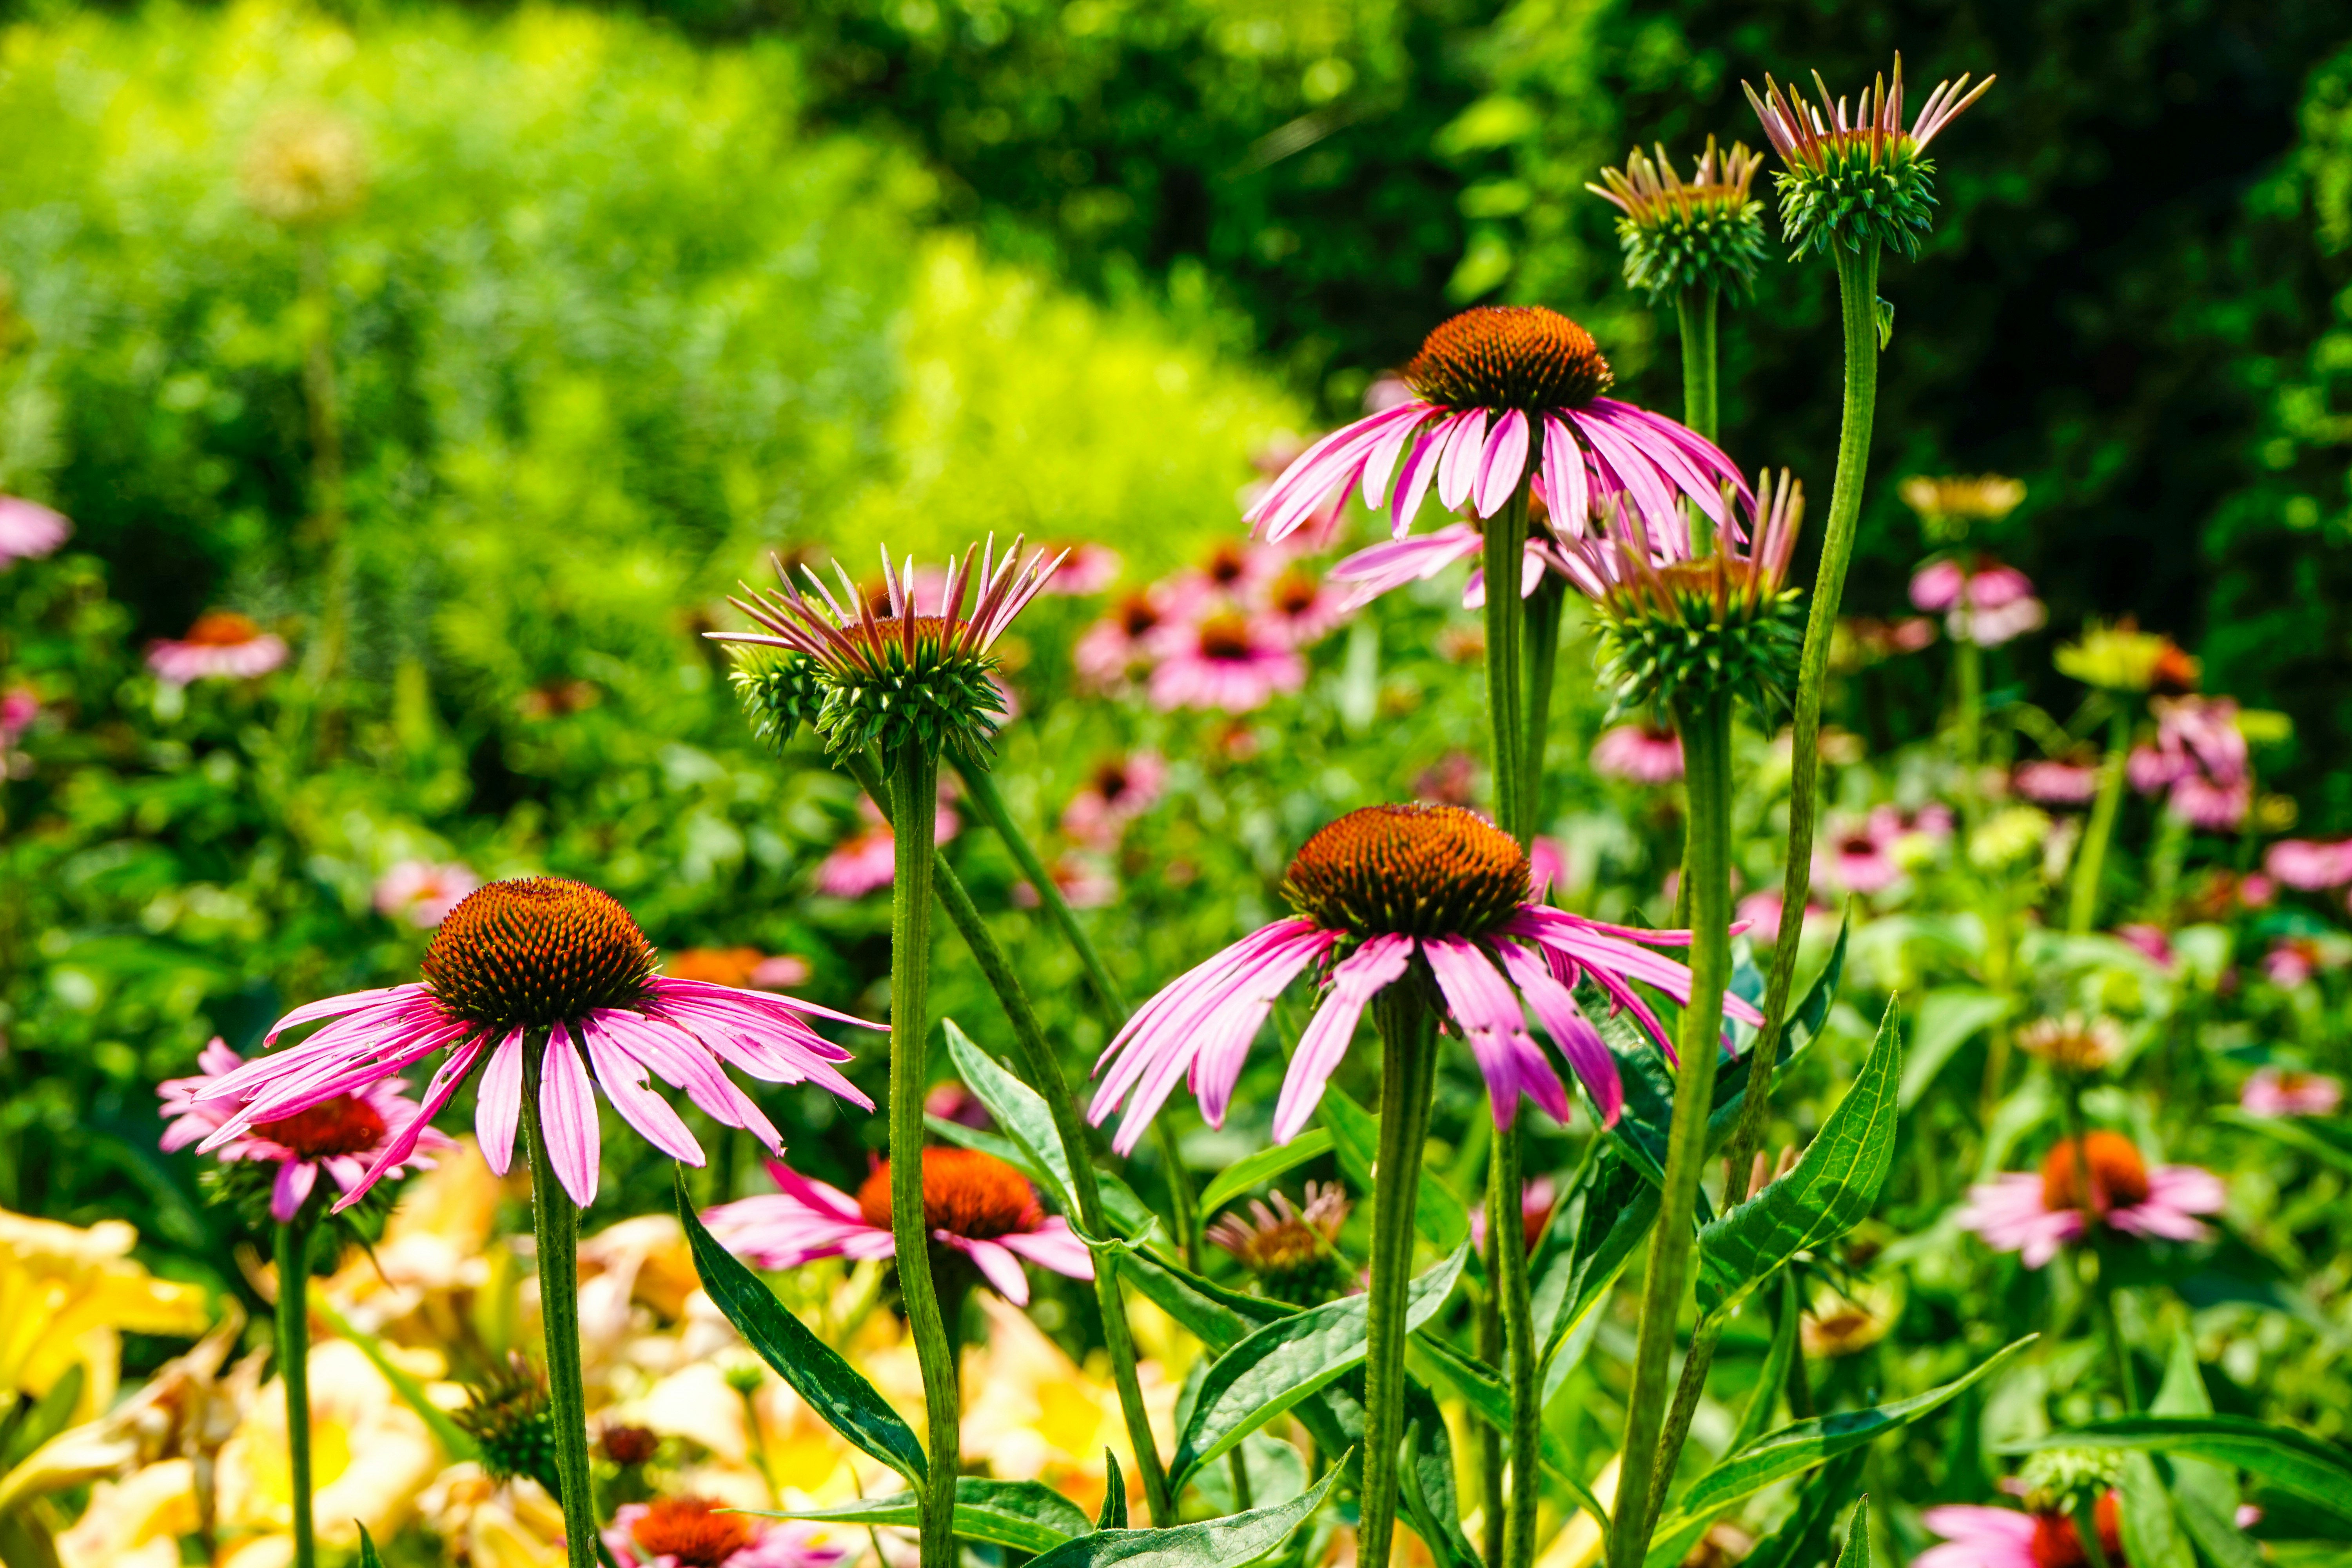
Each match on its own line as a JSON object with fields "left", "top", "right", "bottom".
{"left": 1799, "top": 1278, "right": 1901, "bottom": 1359}
{"left": 959, "top": 1295, "right": 1175, "bottom": 1520}
{"left": 2055, "top": 621, "right": 2198, "bottom": 694}
{"left": 1899, "top": 474, "right": 2025, "bottom": 527}
{"left": 54, "top": 1458, "right": 200, "bottom": 1568}
{"left": 214, "top": 1340, "right": 442, "bottom": 1555}
{"left": 240, "top": 107, "right": 367, "bottom": 225}
{"left": 0, "top": 1206, "right": 211, "bottom": 1419}
{"left": 417, "top": 1464, "right": 569, "bottom": 1568}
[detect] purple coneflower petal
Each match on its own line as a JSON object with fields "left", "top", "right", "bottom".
{"left": 1425, "top": 936, "right": 1566, "bottom": 1129}
{"left": 1587, "top": 401, "right": 1737, "bottom": 527}
{"left": 1475, "top": 410, "right": 1531, "bottom": 518}
{"left": 579, "top": 1013, "right": 705, "bottom": 1166}
{"left": 1541, "top": 416, "right": 1591, "bottom": 535}
{"left": 1436, "top": 409, "right": 1493, "bottom": 514}
{"left": 949, "top": 1236, "right": 1033, "bottom": 1304}
{"left": 604, "top": 1013, "right": 786, "bottom": 1153}
{"left": 1390, "top": 421, "right": 1449, "bottom": 535}
{"left": 1570, "top": 410, "right": 1681, "bottom": 535}
{"left": 476, "top": 1027, "right": 527, "bottom": 1176}
{"left": 1328, "top": 526, "right": 1483, "bottom": 610}
{"left": 333, "top": 1035, "right": 485, "bottom": 1212}
{"left": 271, "top": 1161, "right": 318, "bottom": 1225}
{"left": 1274, "top": 934, "right": 1413, "bottom": 1144}
{"left": 1493, "top": 939, "right": 1622, "bottom": 1128}
{"left": 1359, "top": 407, "right": 1437, "bottom": 513}
{"left": 1000, "top": 1219, "right": 1094, "bottom": 1280}
{"left": 261, "top": 984, "right": 428, "bottom": 1045}
{"left": 540, "top": 1023, "right": 603, "bottom": 1208}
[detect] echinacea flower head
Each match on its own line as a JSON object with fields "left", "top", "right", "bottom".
{"left": 1590, "top": 722, "right": 1685, "bottom": 784}
{"left": 1073, "top": 590, "right": 1169, "bottom": 690}
{"left": 2263, "top": 836, "right": 2352, "bottom": 891}
{"left": 1063, "top": 751, "right": 1167, "bottom": 848}
{"left": 1255, "top": 563, "right": 1351, "bottom": 648}
{"left": 1565, "top": 470, "right": 1806, "bottom": 718}
{"left": 0, "top": 495, "right": 70, "bottom": 567}
{"left": 1911, "top": 555, "right": 2045, "bottom": 646}
{"left": 607, "top": 1499, "right": 849, "bottom": 1568}
{"left": 1146, "top": 610, "right": 1305, "bottom": 713}
{"left": 1587, "top": 138, "right": 1769, "bottom": 302}
{"left": 1900, "top": 473, "right": 2027, "bottom": 541}
{"left": 2129, "top": 696, "right": 2249, "bottom": 829}
{"left": 2240, "top": 1066, "right": 2342, "bottom": 1118}
{"left": 704, "top": 1149, "right": 1091, "bottom": 1306}
{"left": 1817, "top": 815, "right": 1903, "bottom": 895}
{"left": 453, "top": 1354, "right": 558, "bottom": 1493}
{"left": 1915, "top": 1495, "right": 2123, "bottom": 1568}
{"left": 1245, "top": 305, "right": 1750, "bottom": 541}
{"left": 726, "top": 642, "right": 825, "bottom": 755}
{"left": 190, "top": 877, "right": 880, "bottom": 1210}
{"left": 1207, "top": 1181, "right": 1354, "bottom": 1306}
{"left": 159, "top": 1038, "right": 454, "bottom": 1223}
{"left": 146, "top": 612, "right": 291, "bottom": 686}
{"left": 2016, "top": 1013, "right": 2125, "bottom": 1076}
{"left": 712, "top": 537, "right": 1063, "bottom": 765}
{"left": 1745, "top": 56, "right": 1994, "bottom": 259}
{"left": 2055, "top": 621, "right": 2199, "bottom": 694}
{"left": 1088, "top": 802, "right": 1763, "bottom": 1152}
{"left": 2013, "top": 759, "right": 2100, "bottom": 806}
{"left": 1955, "top": 1132, "right": 2221, "bottom": 1268}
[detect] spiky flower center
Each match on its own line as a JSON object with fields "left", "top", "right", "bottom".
{"left": 857, "top": 1148, "right": 1042, "bottom": 1241}
{"left": 1115, "top": 594, "right": 1161, "bottom": 638}
{"left": 601, "top": 1423, "right": 660, "bottom": 1466}
{"left": 184, "top": 611, "right": 265, "bottom": 647}
{"left": 632, "top": 1498, "right": 756, "bottom": 1566}
{"left": 256, "top": 1094, "right": 387, "bottom": 1159}
{"left": 1283, "top": 803, "right": 1529, "bottom": 938}
{"left": 1404, "top": 306, "right": 1614, "bottom": 412}
{"left": 2039, "top": 1132, "right": 2151, "bottom": 1218}
{"left": 422, "top": 877, "right": 657, "bottom": 1030}
{"left": 1195, "top": 613, "right": 1257, "bottom": 662}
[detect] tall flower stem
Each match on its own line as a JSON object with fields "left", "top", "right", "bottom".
{"left": 1605, "top": 690, "right": 1733, "bottom": 1568}
{"left": 1720, "top": 238, "right": 1882, "bottom": 1198}
{"left": 1481, "top": 486, "right": 1532, "bottom": 840}
{"left": 1492, "top": 1100, "right": 1539, "bottom": 1568}
{"left": 1521, "top": 578, "right": 1567, "bottom": 846}
{"left": 519, "top": 1040, "right": 599, "bottom": 1568}
{"left": 1675, "top": 287, "right": 1721, "bottom": 444}
{"left": 843, "top": 748, "right": 1175, "bottom": 1526}
{"left": 2069, "top": 707, "right": 2134, "bottom": 934}
{"left": 2056, "top": 1083, "right": 2138, "bottom": 1409}
{"left": 1362, "top": 987, "right": 1438, "bottom": 1568}
{"left": 886, "top": 742, "right": 962, "bottom": 1563}
{"left": 272, "top": 1210, "right": 318, "bottom": 1568}
{"left": 1956, "top": 638, "right": 1984, "bottom": 828}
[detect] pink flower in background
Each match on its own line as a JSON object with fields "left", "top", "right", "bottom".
{"left": 2263, "top": 938, "right": 2321, "bottom": 989}
{"left": 1245, "top": 306, "right": 1749, "bottom": 544}
{"left": 1039, "top": 541, "right": 1121, "bottom": 595}
{"left": 0, "top": 496, "right": 70, "bottom": 567}
{"left": 1470, "top": 1174, "right": 1559, "bottom": 1253}
{"left": 1063, "top": 751, "right": 1168, "bottom": 848}
{"left": 0, "top": 687, "right": 35, "bottom": 747}
{"left": 160, "top": 1037, "right": 455, "bottom": 1221}
{"left": 1956, "top": 1131, "right": 2222, "bottom": 1268}
{"left": 2265, "top": 837, "right": 2352, "bottom": 891}
{"left": 187, "top": 878, "right": 880, "bottom": 1210}
{"left": 1254, "top": 563, "right": 1351, "bottom": 648}
{"left": 2130, "top": 696, "right": 2250, "bottom": 830}
{"left": 1817, "top": 815, "right": 1902, "bottom": 895}
{"left": 1414, "top": 750, "right": 1481, "bottom": 808}
{"left": 1146, "top": 610, "right": 1305, "bottom": 713}
{"left": 605, "top": 1498, "right": 851, "bottom": 1568}
{"left": 1736, "top": 889, "right": 1831, "bottom": 935}
{"left": 2013, "top": 759, "right": 2099, "bottom": 806}
{"left": 815, "top": 794, "right": 960, "bottom": 898}
{"left": 2240, "top": 1067, "right": 2342, "bottom": 1118}
{"left": 1012, "top": 852, "right": 1117, "bottom": 911}
{"left": 1907, "top": 559, "right": 1967, "bottom": 612}
{"left": 1591, "top": 723, "right": 1685, "bottom": 783}
{"left": 1911, "top": 556, "right": 2045, "bottom": 646}
{"left": 1870, "top": 802, "right": 1953, "bottom": 844}
{"left": 373, "top": 861, "right": 481, "bottom": 929}
{"left": 2116, "top": 924, "right": 2176, "bottom": 970}
{"left": 1529, "top": 837, "right": 1571, "bottom": 898}
{"left": 1915, "top": 1498, "right": 2122, "bottom": 1568}
{"left": 705, "top": 1150, "right": 1091, "bottom": 1305}
{"left": 146, "top": 612, "right": 291, "bottom": 685}
{"left": 1088, "top": 803, "right": 1764, "bottom": 1152}
{"left": 1074, "top": 590, "right": 1170, "bottom": 690}
{"left": 1163, "top": 539, "right": 1280, "bottom": 618}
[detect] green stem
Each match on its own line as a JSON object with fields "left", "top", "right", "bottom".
{"left": 2069, "top": 708, "right": 2133, "bottom": 935}
{"left": 1481, "top": 485, "right": 1532, "bottom": 840}
{"left": 1643, "top": 1315, "right": 1727, "bottom": 1539}
{"left": 1719, "top": 240, "right": 1882, "bottom": 1201}
{"left": 274, "top": 1211, "right": 317, "bottom": 1568}
{"left": 520, "top": 1041, "right": 600, "bottom": 1568}
{"left": 1605, "top": 692, "right": 1733, "bottom": 1568}
{"left": 2058, "top": 1084, "right": 2138, "bottom": 1409}
{"left": 1361, "top": 987, "right": 1438, "bottom": 1568}
{"left": 842, "top": 748, "right": 1175, "bottom": 1526}
{"left": 1477, "top": 1259, "right": 1505, "bottom": 1568}
{"left": 1675, "top": 287, "right": 1721, "bottom": 446}
{"left": 886, "top": 742, "right": 960, "bottom": 1563}
{"left": 1521, "top": 578, "right": 1566, "bottom": 849}
{"left": 1956, "top": 638, "right": 1984, "bottom": 831}
{"left": 1493, "top": 1119, "right": 1539, "bottom": 1568}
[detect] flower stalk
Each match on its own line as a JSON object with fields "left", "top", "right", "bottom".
{"left": 2056, "top": 1086, "right": 2139, "bottom": 1410}
{"left": 1482, "top": 485, "right": 1532, "bottom": 840}
{"left": 1676, "top": 288, "right": 1721, "bottom": 445}
{"left": 519, "top": 1038, "right": 600, "bottom": 1568}
{"left": 272, "top": 1208, "right": 318, "bottom": 1568}
{"left": 2069, "top": 707, "right": 2134, "bottom": 934}
{"left": 1361, "top": 985, "right": 1438, "bottom": 1568}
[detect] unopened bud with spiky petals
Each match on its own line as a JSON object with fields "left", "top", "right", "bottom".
{"left": 456, "top": 1355, "right": 561, "bottom": 1494}
{"left": 1588, "top": 138, "right": 1769, "bottom": 303}
{"left": 711, "top": 538, "right": 1063, "bottom": 766}
{"left": 1745, "top": 55, "right": 1994, "bottom": 260}
{"left": 726, "top": 642, "right": 825, "bottom": 753}
{"left": 1208, "top": 1182, "right": 1354, "bottom": 1306}
{"left": 1563, "top": 469, "right": 1807, "bottom": 719}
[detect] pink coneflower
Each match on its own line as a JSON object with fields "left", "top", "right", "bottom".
{"left": 146, "top": 612, "right": 291, "bottom": 686}
{"left": 705, "top": 1149, "right": 1091, "bottom": 1306}
{"left": 1040, "top": 541, "right": 1122, "bottom": 596}
{"left": 188, "top": 877, "right": 880, "bottom": 1209}
{"left": 2240, "top": 1067, "right": 2343, "bottom": 1118}
{"left": 1165, "top": 539, "right": 1281, "bottom": 617}
{"left": 606, "top": 1497, "right": 849, "bottom": 1568}
{"left": 1146, "top": 610, "right": 1305, "bottom": 713}
{"left": 1254, "top": 563, "right": 1351, "bottom": 648}
{"left": 1915, "top": 1496, "right": 2122, "bottom": 1568}
{"left": 1956, "top": 1131, "right": 2222, "bottom": 1268}
{"left": 1207, "top": 1182, "right": 1354, "bottom": 1305}
{"left": 1325, "top": 524, "right": 1556, "bottom": 613}
{"left": 1063, "top": 752, "right": 1167, "bottom": 849}
{"left": 0, "top": 687, "right": 35, "bottom": 749}
{"left": 1245, "top": 307, "right": 1749, "bottom": 544}
{"left": 373, "top": 860, "right": 481, "bottom": 929}
{"left": 1074, "top": 590, "right": 1171, "bottom": 690}
{"left": 2264, "top": 837, "right": 2352, "bottom": 891}
{"left": 2115, "top": 924, "right": 2175, "bottom": 971}
{"left": 1591, "top": 722, "right": 1684, "bottom": 784}
{"left": 1910, "top": 556, "right": 2045, "bottom": 647}
{"left": 1087, "top": 803, "right": 1763, "bottom": 1152}
{"left": 815, "top": 794, "right": 960, "bottom": 898}
{"left": 2013, "top": 759, "right": 2099, "bottom": 806}
{"left": 0, "top": 496, "right": 70, "bottom": 567}
{"left": 1012, "top": 852, "right": 1117, "bottom": 911}
{"left": 1529, "top": 836, "right": 1571, "bottom": 898}
{"left": 1817, "top": 815, "right": 1902, "bottom": 895}
{"left": 160, "top": 1038, "right": 455, "bottom": 1221}
{"left": 2129, "top": 696, "right": 2247, "bottom": 820}
{"left": 1736, "top": 889, "right": 1829, "bottom": 935}
{"left": 2262, "top": 938, "right": 2321, "bottom": 989}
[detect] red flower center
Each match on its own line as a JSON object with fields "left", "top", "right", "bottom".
{"left": 1115, "top": 594, "right": 1161, "bottom": 638}
{"left": 1283, "top": 802, "right": 1530, "bottom": 938}
{"left": 1404, "top": 306, "right": 1615, "bottom": 412}
{"left": 1271, "top": 571, "right": 1320, "bottom": 617}
{"left": 1196, "top": 613, "right": 1256, "bottom": 662}
{"left": 183, "top": 611, "right": 264, "bottom": 647}
{"left": 1093, "top": 762, "right": 1133, "bottom": 801}
{"left": 600, "top": 1423, "right": 661, "bottom": 1466}
{"left": 255, "top": 1094, "right": 387, "bottom": 1159}
{"left": 2029, "top": 1495, "right": 2125, "bottom": 1568}
{"left": 631, "top": 1497, "right": 755, "bottom": 1566}
{"left": 422, "top": 877, "right": 657, "bottom": 1030}
{"left": 857, "top": 1148, "right": 1043, "bottom": 1241}
{"left": 1205, "top": 542, "right": 1250, "bottom": 586}
{"left": 2040, "top": 1132, "right": 2153, "bottom": 1219}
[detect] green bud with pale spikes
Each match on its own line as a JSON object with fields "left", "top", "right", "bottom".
{"left": 1588, "top": 137, "right": 1769, "bottom": 303}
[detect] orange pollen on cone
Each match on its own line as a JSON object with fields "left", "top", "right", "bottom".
{"left": 631, "top": 1497, "right": 756, "bottom": 1566}
{"left": 857, "top": 1147, "right": 1043, "bottom": 1241}
{"left": 2039, "top": 1132, "right": 2152, "bottom": 1218}
{"left": 1283, "top": 802, "right": 1530, "bottom": 939}
{"left": 422, "top": 877, "right": 657, "bottom": 1030}
{"left": 183, "top": 611, "right": 265, "bottom": 646}
{"left": 1195, "top": 613, "right": 1256, "bottom": 661}
{"left": 1404, "top": 305, "right": 1615, "bottom": 412}
{"left": 255, "top": 1094, "right": 388, "bottom": 1159}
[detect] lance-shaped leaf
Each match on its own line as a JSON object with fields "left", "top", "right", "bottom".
{"left": 2018, "top": 1417, "right": 2352, "bottom": 1526}
{"left": 1098, "top": 1451, "right": 1129, "bottom": 1531}
{"left": 2149, "top": 1328, "right": 2259, "bottom": 1568}
{"left": 1837, "top": 1498, "right": 1871, "bottom": 1568}
{"left": 1172, "top": 1244, "right": 1466, "bottom": 1486}
{"left": 1408, "top": 1332, "right": 1593, "bottom": 1511}
{"left": 770, "top": 1478, "right": 1093, "bottom": 1554}
{"left": 1114, "top": 1248, "right": 1295, "bottom": 1351}
{"left": 2116, "top": 1455, "right": 2194, "bottom": 1568}
{"left": 675, "top": 1169, "right": 929, "bottom": 1483}
{"left": 1900, "top": 987, "right": 2009, "bottom": 1109}
{"left": 1200, "top": 1130, "right": 1336, "bottom": 1217}
{"left": 1736, "top": 1450, "right": 1868, "bottom": 1568}
{"left": 944, "top": 1019, "right": 1079, "bottom": 1212}
{"left": 358, "top": 1524, "right": 386, "bottom": 1568}
{"left": 1726, "top": 1271, "right": 1802, "bottom": 1459}
{"left": 1026, "top": 1458, "right": 1343, "bottom": 1568}
{"left": 1696, "top": 998, "right": 1903, "bottom": 1316}
{"left": 1401, "top": 1416, "right": 1481, "bottom": 1568}
{"left": 1320, "top": 1089, "right": 1471, "bottom": 1253}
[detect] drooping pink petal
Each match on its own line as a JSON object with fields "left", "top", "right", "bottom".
{"left": 579, "top": 1014, "right": 706, "bottom": 1166}
{"left": 1424, "top": 936, "right": 1560, "bottom": 1128}
{"left": 1474, "top": 409, "right": 1531, "bottom": 518}
{"left": 1390, "top": 424, "right": 1449, "bottom": 535}
{"left": 1540, "top": 416, "right": 1590, "bottom": 536}
{"left": 1436, "top": 409, "right": 1494, "bottom": 514}
{"left": 1328, "top": 526, "right": 1483, "bottom": 610}
{"left": 600, "top": 1012, "right": 785, "bottom": 1154}
{"left": 1493, "top": 939, "right": 1621, "bottom": 1128}
{"left": 476, "top": 1028, "right": 527, "bottom": 1176}
{"left": 1570, "top": 410, "right": 1681, "bottom": 536}
{"left": 1359, "top": 406, "right": 1439, "bottom": 512}
{"left": 999, "top": 1218, "right": 1095, "bottom": 1281}
{"left": 331, "top": 1036, "right": 485, "bottom": 1213}
{"left": 271, "top": 1160, "right": 319, "bottom": 1224}
{"left": 539, "top": 1023, "right": 603, "bottom": 1209}
{"left": 948, "top": 1236, "right": 1033, "bottom": 1304}
{"left": 1273, "top": 935, "right": 1412, "bottom": 1144}
{"left": 260, "top": 984, "right": 432, "bottom": 1046}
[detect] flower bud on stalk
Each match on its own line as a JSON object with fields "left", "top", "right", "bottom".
{"left": 1588, "top": 138, "right": 1769, "bottom": 305}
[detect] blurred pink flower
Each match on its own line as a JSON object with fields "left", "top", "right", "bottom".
{"left": 1414, "top": 750, "right": 1481, "bottom": 808}
{"left": 1736, "top": 889, "right": 1831, "bottom": 935}
{"left": 2012, "top": 759, "right": 2099, "bottom": 806}
{"left": 1074, "top": 590, "right": 1169, "bottom": 691}
{"left": 1817, "top": 815, "right": 1902, "bottom": 895}
{"left": 1063, "top": 751, "right": 1168, "bottom": 848}
{"left": 815, "top": 794, "right": 959, "bottom": 898}
{"left": 2240, "top": 1067, "right": 2342, "bottom": 1118}
{"left": 1910, "top": 555, "right": 2045, "bottom": 646}
{"left": 1162, "top": 539, "right": 1280, "bottom": 619}
{"left": 0, "top": 686, "right": 36, "bottom": 747}
{"left": 2130, "top": 696, "right": 2250, "bottom": 829}
{"left": 1040, "top": 541, "right": 1122, "bottom": 595}
{"left": 606, "top": 1499, "right": 851, "bottom": 1568}
{"left": 0, "top": 496, "right": 70, "bottom": 567}
{"left": 147, "top": 612, "right": 290, "bottom": 685}
{"left": 1957, "top": 1132, "right": 2222, "bottom": 1268}
{"left": 373, "top": 861, "right": 481, "bottom": 929}
{"left": 1870, "top": 802, "right": 1953, "bottom": 844}
{"left": 1254, "top": 563, "right": 1351, "bottom": 648}
{"left": 1146, "top": 610, "right": 1305, "bottom": 713}
{"left": 2265, "top": 837, "right": 2352, "bottom": 891}
{"left": 1470, "top": 1174, "right": 1558, "bottom": 1252}
{"left": 1916, "top": 1498, "right": 2122, "bottom": 1568}
{"left": 1529, "top": 836, "right": 1571, "bottom": 898}
{"left": 2116, "top": 924, "right": 2175, "bottom": 970}
{"left": 1012, "top": 853, "right": 1118, "bottom": 911}
{"left": 1240, "top": 431, "right": 1352, "bottom": 552}
{"left": 1590, "top": 723, "right": 1684, "bottom": 784}
{"left": 2262, "top": 938, "right": 2320, "bottom": 989}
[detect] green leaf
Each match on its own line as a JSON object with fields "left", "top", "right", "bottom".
{"left": 771, "top": 1477, "right": 1093, "bottom": 1553}
{"left": 1099, "top": 1450, "right": 1129, "bottom": 1531}
{"left": 1320, "top": 1088, "right": 1471, "bottom": 1253}
{"left": 2215, "top": 1108, "right": 2352, "bottom": 1180}
{"left": 1199, "top": 1129, "right": 1335, "bottom": 1218}
{"left": 1401, "top": 1416, "right": 1481, "bottom": 1568}
{"left": 1113, "top": 1248, "right": 1296, "bottom": 1353}
{"left": 1728, "top": 1272, "right": 1802, "bottom": 1458}
{"left": 1407, "top": 1331, "right": 1591, "bottom": 1511}
{"left": 2146, "top": 1325, "right": 2252, "bottom": 1563}
{"left": 309, "top": 1289, "right": 480, "bottom": 1462}
{"left": 1662, "top": 1336, "right": 2036, "bottom": 1528}
{"left": 0, "top": 1366, "right": 82, "bottom": 1475}
{"left": 1027, "top": 1459, "right": 1343, "bottom": 1568}
{"left": 1192, "top": 1434, "right": 1308, "bottom": 1516}
{"left": 674, "top": 1169, "right": 929, "bottom": 1483}
{"left": 1697, "top": 998, "right": 1903, "bottom": 1315}
{"left": 1737, "top": 1450, "right": 1868, "bottom": 1568}
{"left": 944, "top": 1018, "right": 1079, "bottom": 1213}
{"left": 1171, "top": 1244, "right": 1467, "bottom": 1486}
{"left": 1838, "top": 1497, "right": 1871, "bottom": 1568}
{"left": 357, "top": 1524, "right": 385, "bottom": 1568}
{"left": 2022, "top": 1417, "right": 2352, "bottom": 1525}
{"left": 1785, "top": 913, "right": 1853, "bottom": 1054}
{"left": 2118, "top": 1454, "right": 2195, "bottom": 1568}
{"left": 1900, "top": 988, "right": 2010, "bottom": 1109}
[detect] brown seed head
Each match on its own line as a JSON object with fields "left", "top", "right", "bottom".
{"left": 1283, "top": 803, "right": 1530, "bottom": 938}
{"left": 1404, "top": 306, "right": 1614, "bottom": 412}
{"left": 857, "top": 1148, "right": 1043, "bottom": 1241}
{"left": 255, "top": 1095, "right": 388, "bottom": 1159}
{"left": 422, "top": 877, "right": 657, "bottom": 1030}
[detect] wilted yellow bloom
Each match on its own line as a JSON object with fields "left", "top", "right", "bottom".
{"left": 0, "top": 1207, "right": 211, "bottom": 1417}
{"left": 240, "top": 107, "right": 367, "bottom": 225}
{"left": 2055, "top": 621, "right": 2198, "bottom": 694}
{"left": 54, "top": 1458, "right": 200, "bottom": 1568}
{"left": 1799, "top": 1278, "right": 1901, "bottom": 1359}
{"left": 214, "top": 1340, "right": 442, "bottom": 1553}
